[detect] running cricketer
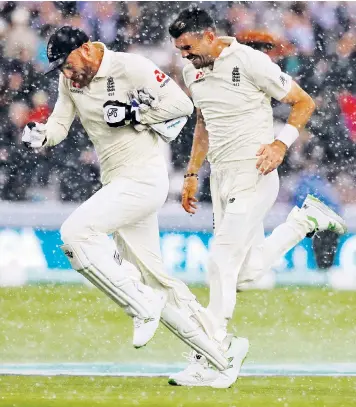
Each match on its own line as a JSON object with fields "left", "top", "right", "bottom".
{"left": 168, "top": 7, "right": 347, "bottom": 386}
{"left": 21, "top": 26, "right": 247, "bottom": 389}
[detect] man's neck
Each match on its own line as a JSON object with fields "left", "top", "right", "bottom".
{"left": 205, "top": 39, "right": 230, "bottom": 70}
{"left": 91, "top": 42, "right": 105, "bottom": 76}
{"left": 212, "top": 38, "right": 230, "bottom": 59}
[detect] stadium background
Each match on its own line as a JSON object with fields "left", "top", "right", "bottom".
{"left": 1, "top": 1, "right": 356, "bottom": 287}
{"left": 1, "top": 3, "right": 356, "bottom": 404}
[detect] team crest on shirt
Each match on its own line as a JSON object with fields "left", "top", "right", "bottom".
{"left": 232, "top": 66, "right": 240, "bottom": 86}
{"left": 107, "top": 76, "right": 115, "bottom": 96}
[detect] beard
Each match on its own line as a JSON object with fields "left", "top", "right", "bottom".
{"left": 72, "top": 66, "right": 94, "bottom": 88}
{"left": 189, "top": 54, "right": 215, "bottom": 69}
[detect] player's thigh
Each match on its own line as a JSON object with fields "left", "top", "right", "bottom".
{"left": 257, "top": 168, "right": 279, "bottom": 211}
{"left": 61, "top": 171, "right": 168, "bottom": 240}
{"left": 118, "top": 214, "right": 195, "bottom": 300}
{"left": 211, "top": 170, "right": 279, "bottom": 262}
{"left": 117, "top": 213, "right": 163, "bottom": 282}
{"left": 238, "top": 223, "right": 265, "bottom": 283}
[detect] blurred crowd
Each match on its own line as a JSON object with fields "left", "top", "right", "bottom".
{"left": 1, "top": 1, "right": 356, "bottom": 207}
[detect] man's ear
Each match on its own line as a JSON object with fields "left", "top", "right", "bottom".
{"left": 203, "top": 30, "right": 215, "bottom": 44}
{"left": 80, "top": 42, "right": 91, "bottom": 60}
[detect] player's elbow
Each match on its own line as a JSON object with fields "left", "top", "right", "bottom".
{"left": 306, "top": 94, "right": 316, "bottom": 115}
{"left": 177, "top": 89, "right": 194, "bottom": 116}
{"left": 183, "top": 97, "right": 194, "bottom": 116}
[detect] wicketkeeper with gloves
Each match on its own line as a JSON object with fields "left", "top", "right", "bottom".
{"left": 22, "top": 26, "right": 243, "bottom": 384}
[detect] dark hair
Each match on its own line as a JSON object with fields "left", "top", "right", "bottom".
{"left": 169, "top": 6, "right": 216, "bottom": 39}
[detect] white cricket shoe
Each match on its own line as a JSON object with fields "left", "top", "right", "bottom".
{"left": 168, "top": 336, "right": 249, "bottom": 388}
{"left": 300, "top": 194, "right": 347, "bottom": 235}
{"left": 168, "top": 351, "right": 219, "bottom": 386}
{"left": 132, "top": 290, "right": 167, "bottom": 348}
{"left": 210, "top": 337, "right": 249, "bottom": 389}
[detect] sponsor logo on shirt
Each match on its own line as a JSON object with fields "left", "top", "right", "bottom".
{"left": 195, "top": 71, "right": 205, "bottom": 83}
{"left": 154, "top": 69, "right": 170, "bottom": 87}
{"left": 154, "top": 69, "right": 166, "bottom": 83}
{"left": 232, "top": 66, "right": 240, "bottom": 86}
{"left": 107, "top": 76, "right": 115, "bottom": 96}
{"left": 70, "top": 82, "right": 83, "bottom": 94}
{"left": 160, "top": 77, "right": 171, "bottom": 88}
{"left": 279, "top": 74, "right": 287, "bottom": 87}
{"left": 70, "top": 89, "right": 84, "bottom": 94}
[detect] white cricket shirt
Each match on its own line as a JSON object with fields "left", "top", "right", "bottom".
{"left": 45, "top": 42, "right": 193, "bottom": 185}
{"left": 183, "top": 37, "right": 292, "bottom": 167}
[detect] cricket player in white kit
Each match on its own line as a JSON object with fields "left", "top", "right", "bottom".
{"left": 168, "top": 8, "right": 347, "bottom": 386}
{"left": 21, "top": 26, "right": 248, "bottom": 388}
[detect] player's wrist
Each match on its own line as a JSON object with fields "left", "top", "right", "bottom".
{"left": 273, "top": 139, "right": 288, "bottom": 152}
{"left": 184, "top": 172, "right": 199, "bottom": 180}
{"left": 276, "top": 123, "right": 299, "bottom": 148}
{"left": 186, "top": 165, "right": 200, "bottom": 174}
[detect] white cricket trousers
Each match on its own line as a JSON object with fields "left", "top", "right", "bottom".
{"left": 60, "top": 156, "right": 195, "bottom": 302}
{"left": 207, "top": 160, "right": 309, "bottom": 330}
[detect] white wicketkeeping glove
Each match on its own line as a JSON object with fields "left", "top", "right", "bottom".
{"left": 128, "top": 88, "right": 188, "bottom": 143}
{"left": 127, "top": 87, "right": 159, "bottom": 113}
{"left": 127, "top": 88, "right": 187, "bottom": 141}
{"left": 125, "top": 88, "right": 159, "bottom": 132}
{"left": 22, "top": 122, "right": 47, "bottom": 148}
{"left": 150, "top": 116, "right": 188, "bottom": 143}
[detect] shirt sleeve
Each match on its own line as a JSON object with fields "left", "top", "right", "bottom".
{"left": 247, "top": 49, "right": 292, "bottom": 101}
{"left": 124, "top": 54, "right": 194, "bottom": 124}
{"left": 182, "top": 65, "right": 200, "bottom": 108}
{"left": 44, "top": 74, "right": 76, "bottom": 146}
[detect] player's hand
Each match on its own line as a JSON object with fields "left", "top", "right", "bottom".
{"left": 182, "top": 176, "right": 198, "bottom": 214}
{"left": 22, "top": 122, "right": 47, "bottom": 148}
{"left": 256, "top": 140, "right": 287, "bottom": 175}
{"left": 128, "top": 88, "right": 159, "bottom": 113}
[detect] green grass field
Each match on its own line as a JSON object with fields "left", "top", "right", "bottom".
{"left": 1, "top": 286, "right": 356, "bottom": 363}
{"left": 1, "top": 286, "right": 356, "bottom": 406}
{"left": 1, "top": 376, "right": 356, "bottom": 407}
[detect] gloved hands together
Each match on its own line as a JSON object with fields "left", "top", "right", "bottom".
{"left": 22, "top": 122, "right": 47, "bottom": 148}
{"left": 103, "top": 88, "right": 158, "bottom": 130}
{"left": 127, "top": 87, "right": 159, "bottom": 113}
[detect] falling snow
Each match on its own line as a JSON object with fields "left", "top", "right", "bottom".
{"left": 0, "top": 1, "right": 354, "bottom": 206}
{"left": 0, "top": 2, "right": 356, "bottom": 405}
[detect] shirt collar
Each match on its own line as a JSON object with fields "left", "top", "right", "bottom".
{"left": 93, "top": 42, "right": 111, "bottom": 79}
{"left": 216, "top": 36, "right": 239, "bottom": 60}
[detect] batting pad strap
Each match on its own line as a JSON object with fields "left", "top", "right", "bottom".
{"left": 161, "top": 302, "right": 228, "bottom": 371}
{"left": 276, "top": 123, "right": 299, "bottom": 148}
{"left": 61, "top": 243, "right": 152, "bottom": 318}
